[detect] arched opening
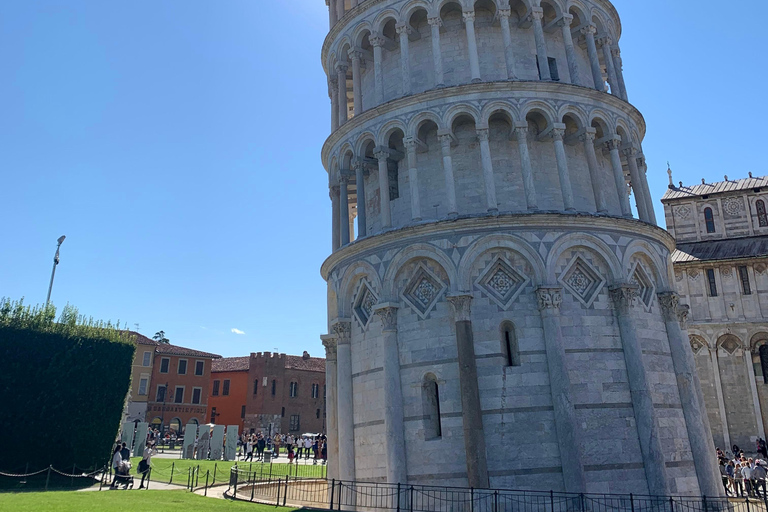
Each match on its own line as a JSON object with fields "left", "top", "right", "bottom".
{"left": 440, "top": 2, "right": 469, "bottom": 85}
{"left": 422, "top": 373, "right": 442, "bottom": 439}
{"left": 704, "top": 207, "right": 716, "bottom": 233}
{"left": 386, "top": 128, "right": 405, "bottom": 202}
{"left": 538, "top": 1, "right": 562, "bottom": 81}
{"left": 500, "top": 321, "right": 520, "bottom": 367}
{"left": 526, "top": 110, "right": 560, "bottom": 210}
{"left": 488, "top": 110, "right": 517, "bottom": 211}
{"left": 407, "top": 7, "right": 431, "bottom": 93}
{"left": 756, "top": 200, "right": 768, "bottom": 227}
{"left": 591, "top": 16, "right": 610, "bottom": 92}
{"left": 338, "top": 43, "right": 353, "bottom": 120}
{"left": 415, "top": 118, "right": 443, "bottom": 218}
{"left": 356, "top": 30, "right": 373, "bottom": 111}
{"left": 451, "top": 113, "right": 482, "bottom": 211}
{"left": 169, "top": 417, "right": 181, "bottom": 434}
{"left": 473, "top": 0, "right": 501, "bottom": 81}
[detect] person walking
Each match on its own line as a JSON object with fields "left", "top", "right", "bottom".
{"left": 246, "top": 436, "right": 254, "bottom": 462}
{"left": 720, "top": 459, "right": 732, "bottom": 496}
{"left": 753, "top": 461, "right": 767, "bottom": 498}
{"left": 743, "top": 462, "right": 754, "bottom": 497}
{"left": 304, "top": 437, "right": 312, "bottom": 460}
{"left": 257, "top": 434, "right": 266, "bottom": 460}
{"left": 735, "top": 463, "right": 745, "bottom": 497}
{"left": 137, "top": 442, "right": 156, "bottom": 489}
{"left": 109, "top": 445, "right": 122, "bottom": 486}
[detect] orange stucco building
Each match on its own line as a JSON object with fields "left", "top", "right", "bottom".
{"left": 207, "top": 357, "right": 250, "bottom": 431}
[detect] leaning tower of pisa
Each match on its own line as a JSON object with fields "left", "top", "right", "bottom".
{"left": 319, "top": 0, "right": 721, "bottom": 496}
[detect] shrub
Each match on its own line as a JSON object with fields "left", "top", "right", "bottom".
{"left": 0, "top": 298, "right": 135, "bottom": 471}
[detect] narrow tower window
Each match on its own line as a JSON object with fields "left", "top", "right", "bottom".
{"left": 422, "top": 374, "right": 442, "bottom": 439}
{"left": 756, "top": 200, "right": 768, "bottom": 227}
{"left": 706, "top": 269, "right": 718, "bottom": 297}
{"left": 704, "top": 207, "right": 716, "bottom": 233}
{"left": 761, "top": 345, "right": 768, "bottom": 384}
{"left": 500, "top": 321, "right": 520, "bottom": 367}
{"left": 739, "top": 266, "right": 752, "bottom": 295}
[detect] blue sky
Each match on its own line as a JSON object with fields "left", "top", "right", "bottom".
{"left": 1, "top": 0, "right": 765, "bottom": 358}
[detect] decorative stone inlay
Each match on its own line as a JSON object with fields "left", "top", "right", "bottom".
{"left": 630, "top": 264, "right": 655, "bottom": 310}
{"left": 720, "top": 267, "right": 733, "bottom": 279}
{"left": 690, "top": 336, "right": 706, "bottom": 355}
{"left": 723, "top": 198, "right": 743, "bottom": 216}
{"left": 401, "top": 264, "right": 447, "bottom": 318}
{"left": 352, "top": 281, "right": 378, "bottom": 328}
{"left": 675, "top": 205, "right": 691, "bottom": 219}
{"left": 559, "top": 256, "right": 606, "bottom": 308}
{"left": 675, "top": 271, "right": 683, "bottom": 282}
{"left": 536, "top": 287, "right": 562, "bottom": 311}
{"left": 476, "top": 257, "right": 530, "bottom": 309}
{"left": 688, "top": 269, "right": 700, "bottom": 281}
{"left": 756, "top": 263, "right": 767, "bottom": 276}
{"left": 720, "top": 337, "right": 740, "bottom": 354}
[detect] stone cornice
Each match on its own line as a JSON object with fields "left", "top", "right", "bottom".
{"left": 320, "top": 80, "right": 646, "bottom": 169}
{"left": 320, "top": 213, "right": 675, "bottom": 280}
{"left": 321, "top": 0, "right": 622, "bottom": 73}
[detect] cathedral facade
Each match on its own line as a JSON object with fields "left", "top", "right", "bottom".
{"left": 320, "top": 0, "right": 721, "bottom": 497}
{"left": 664, "top": 174, "right": 768, "bottom": 454}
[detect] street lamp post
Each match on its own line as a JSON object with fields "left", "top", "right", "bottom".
{"left": 45, "top": 235, "right": 66, "bottom": 306}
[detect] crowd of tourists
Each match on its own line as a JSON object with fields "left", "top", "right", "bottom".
{"left": 717, "top": 439, "right": 768, "bottom": 498}
{"left": 239, "top": 432, "right": 328, "bottom": 464}
{"left": 109, "top": 439, "right": 156, "bottom": 489}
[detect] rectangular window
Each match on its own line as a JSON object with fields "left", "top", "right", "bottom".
{"left": 178, "top": 359, "right": 187, "bottom": 375}
{"left": 271, "top": 379, "right": 276, "bottom": 396}
{"left": 289, "top": 382, "right": 297, "bottom": 398}
{"left": 192, "top": 387, "right": 202, "bottom": 405}
{"left": 142, "top": 351, "right": 152, "bottom": 367}
{"left": 156, "top": 385, "right": 167, "bottom": 403}
{"left": 174, "top": 386, "right": 184, "bottom": 404}
{"left": 138, "top": 378, "right": 148, "bottom": 396}
{"left": 253, "top": 379, "right": 259, "bottom": 395}
{"left": 311, "top": 383, "right": 319, "bottom": 399}
{"left": 316, "top": 408, "right": 320, "bottom": 419}
{"left": 241, "top": 405, "right": 246, "bottom": 419}
{"left": 707, "top": 268, "right": 718, "bottom": 297}
{"left": 289, "top": 415, "right": 300, "bottom": 432}
{"left": 223, "top": 379, "right": 230, "bottom": 396}
{"left": 739, "top": 266, "right": 752, "bottom": 295}
{"left": 159, "top": 357, "right": 170, "bottom": 374}
{"left": 195, "top": 360, "right": 204, "bottom": 376}
{"left": 536, "top": 56, "right": 559, "bottom": 81}
{"left": 212, "top": 380, "right": 220, "bottom": 396}
{"left": 281, "top": 407, "right": 285, "bottom": 417}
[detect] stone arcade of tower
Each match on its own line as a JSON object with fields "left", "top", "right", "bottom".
{"left": 319, "top": 0, "right": 721, "bottom": 497}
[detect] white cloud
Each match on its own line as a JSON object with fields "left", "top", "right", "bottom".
{"left": 231, "top": 328, "right": 245, "bottom": 335}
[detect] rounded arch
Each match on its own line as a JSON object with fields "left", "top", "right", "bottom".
{"left": 378, "top": 119, "right": 409, "bottom": 147}
{"left": 352, "top": 23, "right": 374, "bottom": 49}
{"left": 443, "top": 104, "right": 481, "bottom": 134}
{"left": 622, "top": 240, "right": 669, "bottom": 289}
{"left": 688, "top": 333, "right": 711, "bottom": 354}
{"left": 558, "top": 105, "right": 588, "bottom": 129}
{"left": 458, "top": 234, "right": 546, "bottom": 290}
{"left": 566, "top": 1, "right": 590, "bottom": 26}
{"left": 716, "top": 333, "right": 744, "bottom": 352}
{"left": 589, "top": 110, "right": 615, "bottom": 138}
{"left": 408, "top": 110, "right": 444, "bottom": 139}
{"left": 373, "top": 9, "right": 401, "bottom": 35}
{"left": 355, "top": 131, "right": 377, "bottom": 156}
{"left": 539, "top": 0, "right": 564, "bottom": 21}
{"left": 382, "top": 243, "right": 457, "bottom": 299}
{"left": 335, "top": 37, "right": 353, "bottom": 63}
{"left": 337, "top": 260, "right": 383, "bottom": 318}
{"left": 521, "top": 101, "right": 557, "bottom": 126}
{"left": 401, "top": 0, "right": 431, "bottom": 24}
{"left": 499, "top": 320, "right": 521, "bottom": 367}
{"left": 751, "top": 332, "right": 768, "bottom": 354}
{"left": 480, "top": 101, "right": 518, "bottom": 128}
{"left": 545, "top": 232, "right": 623, "bottom": 284}
{"left": 435, "top": 0, "right": 466, "bottom": 18}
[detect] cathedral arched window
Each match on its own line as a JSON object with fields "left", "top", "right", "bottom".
{"left": 422, "top": 374, "right": 442, "bottom": 439}
{"left": 704, "top": 207, "right": 716, "bottom": 233}
{"left": 756, "top": 200, "right": 768, "bottom": 227}
{"left": 760, "top": 345, "right": 768, "bottom": 384}
{"left": 500, "top": 321, "right": 520, "bottom": 367}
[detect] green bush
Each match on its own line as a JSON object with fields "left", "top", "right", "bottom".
{"left": 0, "top": 298, "right": 135, "bottom": 472}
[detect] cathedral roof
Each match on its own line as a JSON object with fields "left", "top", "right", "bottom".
{"left": 672, "top": 235, "right": 768, "bottom": 264}
{"left": 662, "top": 175, "right": 768, "bottom": 201}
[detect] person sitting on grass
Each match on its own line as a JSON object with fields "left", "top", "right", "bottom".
{"left": 137, "top": 442, "right": 157, "bottom": 489}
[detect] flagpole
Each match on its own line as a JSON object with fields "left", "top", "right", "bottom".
{"left": 45, "top": 235, "right": 66, "bottom": 306}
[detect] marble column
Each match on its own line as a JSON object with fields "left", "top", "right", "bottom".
{"left": 535, "top": 287, "right": 587, "bottom": 493}
{"left": 339, "top": 173, "right": 350, "bottom": 246}
{"left": 558, "top": 14, "right": 579, "bottom": 84}
{"left": 396, "top": 24, "right": 412, "bottom": 96}
{"left": 552, "top": 125, "right": 575, "bottom": 212}
{"left": 745, "top": 348, "right": 766, "bottom": 439}
{"left": 607, "top": 138, "right": 632, "bottom": 217}
{"left": 438, "top": 133, "right": 458, "bottom": 217}
{"left": 657, "top": 292, "right": 724, "bottom": 498}
{"left": 598, "top": 37, "right": 619, "bottom": 97}
{"left": 370, "top": 35, "right": 385, "bottom": 105}
{"left": 462, "top": 11, "right": 481, "bottom": 82}
{"left": 374, "top": 148, "right": 392, "bottom": 229}
{"left": 476, "top": 128, "right": 498, "bottom": 214}
{"left": 330, "top": 79, "right": 339, "bottom": 132}
{"left": 637, "top": 156, "right": 657, "bottom": 225}
{"left": 428, "top": 17, "right": 445, "bottom": 87}
{"left": 403, "top": 138, "right": 422, "bottom": 221}
{"left": 354, "top": 160, "right": 367, "bottom": 238}
{"left": 612, "top": 47, "right": 628, "bottom": 101}
{"left": 497, "top": 9, "right": 517, "bottom": 79}
{"left": 531, "top": 8, "right": 551, "bottom": 80}
{"left": 349, "top": 50, "right": 363, "bottom": 115}
{"left": 336, "top": 0, "right": 344, "bottom": 24}
{"left": 373, "top": 304, "right": 407, "bottom": 484}
{"left": 447, "top": 294, "right": 489, "bottom": 489}
{"left": 624, "top": 147, "right": 649, "bottom": 222}
{"left": 333, "top": 320, "right": 355, "bottom": 482}
{"left": 709, "top": 347, "right": 732, "bottom": 451}
{"left": 321, "top": 335, "right": 340, "bottom": 480}
{"left": 610, "top": 285, "right": 669, "bottom": 496}
{"left": 331, "top": 185, "right": 340, "bottom": 251}
{"left": 329, "top": 0, "right": 337, "bottom": 27}
{"left": 582, "top": 128, "right": 608, "bottom": 213}
{"left": 336, "top": 64, "right": 348, "bottom": 126}
{"left": 514, "top": 122, "right": 538, "bottom": 211}
{"left": 581, "top": 25, "right": 604, "bottom": 91}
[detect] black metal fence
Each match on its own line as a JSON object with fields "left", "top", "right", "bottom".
{"left": 229, "top": 466, "right": 768, "bottom": 512}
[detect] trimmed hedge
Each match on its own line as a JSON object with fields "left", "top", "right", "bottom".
{"left": 0, "top": 299, "right": 135, "bottom": 471}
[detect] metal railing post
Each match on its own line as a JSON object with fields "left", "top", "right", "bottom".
{"left": 99, "top": 466, "right": 105, "bottom": 491}
{"left": 329, "top": 479, "right": 335, "bottom": 510}
{"left": 397, "top": 482, "right": 402, "bottom": 512}
{"left": 471, "top": 487, "right": 475, "bottom": 512}
{"left": 630, "top": 493, "right": 634, "bottom": 512}
{"left": 284, "top": 475, "right": 289, "bottom": 506}
{"left": 746, "top": 496, "right": 750, "bottom": 512}
{"left": 409, "top": 484, "right": 414, "bottom": 512}
{"left": 213, "top": 463, "right": 217, "bottom": 484}
{"left": 169, "top": 462, "right": 175, "bottom": 484}
{"left": 250, "top": 471, "right": 256, "bottom": 501}
{"left": 205, "top": 470, "right": 209, "bottom": 496}
{"left": 551, "top": 490, "right": 555, "bottom": 512}
{"left": 702, "top": 495, "right": 707, "bottom": 512}
{"left": 494, "top": 490, "right": 499, "bottom": 512}
{"left": 669, "top": 496, "right": 674, "bottom": 512}
{"left": 45, "top": 465, "right": 51, "bottom": 491}
{"left": 276, "top": 473, "right": 282, "bottom": 506}
{"left": 233, "top": 468, "right": 238, "bottom": 497}
{"left": 580, "top": 493, "right": 585, "bottom": 512}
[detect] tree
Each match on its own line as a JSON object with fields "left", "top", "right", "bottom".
{"left": 153, "top": 330, "right": 170, "bottom": 344}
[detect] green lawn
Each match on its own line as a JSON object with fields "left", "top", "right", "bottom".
{"left": 134, "top": 457, "right": 327, "bottom": 486}
{"left": 0, "top": 490, "right": 298, "bottom": 512}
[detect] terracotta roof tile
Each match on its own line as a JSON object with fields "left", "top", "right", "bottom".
{"left": 212, "top": 356, "right": 250, "bottom": 372}
{"left": 285, "top": 355, "right": 325, "bottom": 372}
{"left": 155, "top": 343, "right": 221, "bottom": 359}
{"left": 124, "top": 331, "right": 158, "bottom": 346}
